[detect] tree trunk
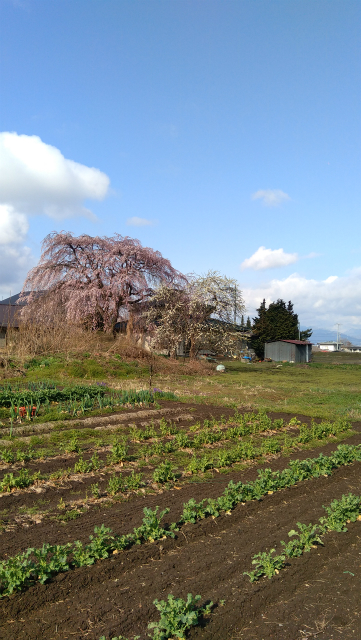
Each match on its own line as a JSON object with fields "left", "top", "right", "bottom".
{"left": 126, "top": 313, "right": 134, "bottom": 342}
{"left": 189, "top": 335, "right": 197, "bottom": 360}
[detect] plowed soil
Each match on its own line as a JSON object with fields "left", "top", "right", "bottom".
{"left": 0, "top": 404, "right": 360, "bottom": 640}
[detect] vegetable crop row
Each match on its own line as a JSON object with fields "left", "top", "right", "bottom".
{"left": 0, "top": 414, "right": 353, "bottom": 495}
{"left": 0, "top": 383, "right": 106, "bottom": 407}
{"left": 0, "top": 443, "right": 360, "bottom": 597}
{"left": 0, "top": 384, "right": 176, "bottom": 419}
{"left": 0, "top": 507, "right": 175, "bottom": 597}
{"left": 244, "top": 492, "right": 361, "bottom": 582}
{"left": 0, "top": 414, "right": 355, "bottom": 492}
{"left": 0, "top": 412, "right": 351, "bottom": 477}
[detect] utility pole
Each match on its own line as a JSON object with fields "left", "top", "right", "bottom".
{"left": 298, "top": 321, "right": 301, "bottom": 340}
{"left": 336, "top": 323, "right": 341, "bottom": 351}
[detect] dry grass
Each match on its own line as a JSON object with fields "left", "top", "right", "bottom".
{"left": 2, "top": 325, "right": 213, "bottom": 379}
{"left": 5, "top": 322, "right": 101, "bottom": 360}
{"left": 107, "top": 335, "right": 214, "bottom": 376}
{"left": 0, "top": 355, "right": 25, "bottom": 379}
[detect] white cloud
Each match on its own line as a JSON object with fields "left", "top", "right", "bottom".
{"left": 0, "top": 204, "right": 29, "bottom": 245}
{"left": 0, "top": 132, "right": 109, "bottom": 295}
{"left": 243, "top": 269, "right": 361, "bottom": 332}
{"left": 0, "top": 132, "right": 110, "bottom": 221}
{"left": 126, "top": 216, "right": 156, "bottom": 227}
{"left": 0, "top": 245, "right": 34, "bottom": 299}
{"left": 251, "top": 189, "right": 291, "bottom": 207}
{"left": 241, "top": 246, "right": 298, "bottom": 271}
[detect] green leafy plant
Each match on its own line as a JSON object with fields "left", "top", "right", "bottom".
{"left": 244, "top": 549, "right": 286, "bottom": 582}
{"left": 187, "top": 455, "right": 213, "bottom": 474}
{"left": 91, "top": 483, "right": 100, "bottom": 498}
{"left": 153, "top": 461, "right": 177, "bottom": 484}
{"left": 133, "top": 507, "right": 174, "bottom": 544}
{"left": 73, "top": 452, "right": 101, "bottom": 474}
{"left": 175, "top": 432, "right": 191, "bottom": 448}
{"left": 0, "top": 448, "right": 15, "bottom": 464}
{"left": 0, "top": 469, "right": 36, "bottom": 492}
{"left": 320, "top": 493, "right": 361, "bottom": 532}
{"left": 66, "top": 435, "right": 80, "bottom": 453}
{"left": 73, "top": 456, "right": 93, "bottom": 474}
{"left": 148, "top": 593, "right": 213, "bottom": 640}
{"left": 107, "top": 474, "right": 125, "bottom": 496}
{"left": 159, "top": 417, "right": 177, "bottom": 436}
{"left": 108, "top": 440, "right": 129, "bottom": 464}
{"left": 281, "top": 523, "right": 324, "bottom": 557}
{"left": 32, "top": 543, "right": 72, "bottom": 583}
{"left": 126, "top": 471, "right": 143, "bottom": 491}
{"left": 181, "top": 498, "right": 208, "bottom": 524}
{"left": 215, "top": 450, "right": 234, "bottom": 468}
{"left": 56, "top": 509, "right": 83, "bottom": 522}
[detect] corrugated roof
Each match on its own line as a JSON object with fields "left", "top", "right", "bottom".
{"left": 266, "top": 339, "right": 312, "bottom": 345}
{"left": 279, "top": 339, "right": 312, "bottom": 345}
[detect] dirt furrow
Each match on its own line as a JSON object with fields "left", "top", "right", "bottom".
{"left": 0, "top": 460, "right": 360, "bottom": 639}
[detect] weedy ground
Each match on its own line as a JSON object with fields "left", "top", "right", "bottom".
{"left": 0, "top": 350, "right": 360, "bottom": 639}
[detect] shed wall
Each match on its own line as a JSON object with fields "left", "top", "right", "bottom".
{"left": 265, "top": 342, "right": 311, "bottom": 362}
{"left": 265, "top": 341, "right": 295, "bottom": 361}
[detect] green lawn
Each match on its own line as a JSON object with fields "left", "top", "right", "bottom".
{"left": 156, "top": 358, "right": 361, "bottom": 420}
{"left": 2, "top": 351, "right": 361, "bottom": 420}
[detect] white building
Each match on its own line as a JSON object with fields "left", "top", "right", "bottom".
{"left": 342, "top": 345, "right": 361, "bottom": 352}
{"left": 317, "top": 341, "right": 343, "bottom": 352}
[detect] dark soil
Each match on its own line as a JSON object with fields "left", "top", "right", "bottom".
{"left": 0, "top": 405, "right": 360, "bottom": 640}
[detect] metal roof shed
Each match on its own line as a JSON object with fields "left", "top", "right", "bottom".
{"left": 265, "top": 340, "right": 312, "bottom": 363}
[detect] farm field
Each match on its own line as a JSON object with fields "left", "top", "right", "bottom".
{"left": 0, "top": 365, "right": 360, "bottom": 639}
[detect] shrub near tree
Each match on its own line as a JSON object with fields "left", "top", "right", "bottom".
{"left": 250, "top": 298, "right": 312, "bottom": 359}
{"left": 145, "top": 271, "right": 245, "bottom": 359}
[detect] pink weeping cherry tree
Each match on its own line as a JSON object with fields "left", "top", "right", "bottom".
{"left": 19, "top": 232, "right": 186, "bottom": 332}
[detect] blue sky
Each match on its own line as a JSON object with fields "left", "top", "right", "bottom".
{"left": 0, "top": 0, "right": 360, "bottom": 333}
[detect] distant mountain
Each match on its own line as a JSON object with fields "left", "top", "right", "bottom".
{"left": 302, "top": 327, "right": 361, "bottom": 346}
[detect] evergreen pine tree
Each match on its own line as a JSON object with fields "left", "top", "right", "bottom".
{"left": 250, "top": 299, "right": 312, "bottom": 358}
{"left": 246, "top": 316, "right": 252, "bottom": 329}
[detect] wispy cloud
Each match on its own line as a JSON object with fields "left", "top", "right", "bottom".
{"left": 241, "top": 246, "right": 298, "bottom": 271}
{"left": 251, "top": 189, "right": 291, "bottom": 207}
{"left": 126, "top": 217, "right": 156, "bottom": 227}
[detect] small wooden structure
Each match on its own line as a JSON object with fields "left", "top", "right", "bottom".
{"left": 265, "top": 339, "right": 312, "bottom": 363}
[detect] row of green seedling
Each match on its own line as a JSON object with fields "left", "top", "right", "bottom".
{"left": 0, "top": 416, "right": 354, "bottom": 495}
{"left": 178, "top": 443, "right": 361, "bottom": 524}
{"left": 0, "top": 453, "right": 175, "bottom": 494}
{"left": 245, "top": 492, "right": 361, "bottom": 582}
{"left": 1, "top": 386, "right": 175, "bottom": 420}
{"left": 1, "top": 443, "right": 360, "bottom": 597}
{"left": 0, "top": 411, "right": 349, "bottom": 473}
{"left": 0, "top": 507, "right": 175, "bottom": 597}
